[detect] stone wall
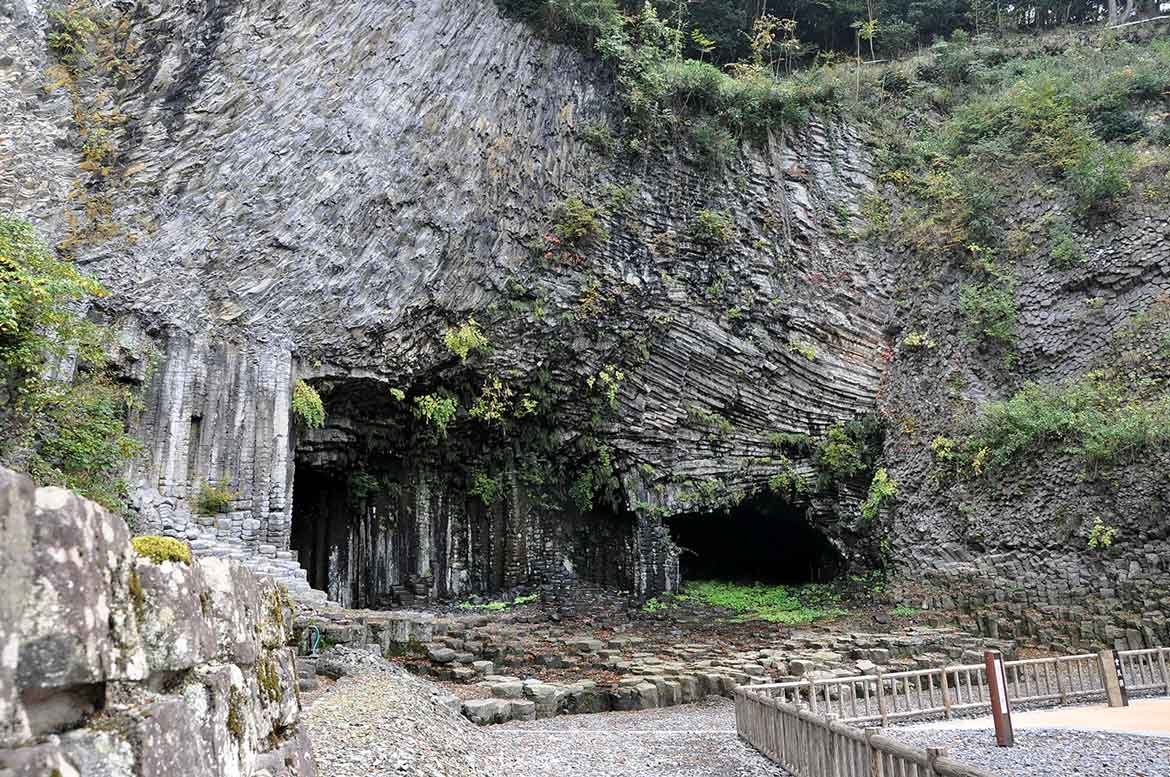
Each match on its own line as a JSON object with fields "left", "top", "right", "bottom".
{"left": 0, "top": 467, "right": 316, "bottom": 776}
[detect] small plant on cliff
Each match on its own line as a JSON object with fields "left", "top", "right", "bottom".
{"left": 469, "top": 471, "right": 502, "bottom": 506}
{"left": 552, "top": 196, "right": 608, "bottom": 246}
{"left": 0, "top": 216, "right": 140, "bottom": 511}
{"left": 691, "top": 209, "right": 734, "bottom": 245}
{"left": 413, "top": 393, "right": 459, "bottom": 436}
{"left": 131, "top": 535, "right": 192, "bottom": 565}
{"left": 444, "top": 318, "right": 489, "bottom": 362}
{"left": 860, "top": 467, "right": 897, "bottom": 521}
{"left": 194, "top": 480, "right": 235, "bottom": 515}
{"left": 1087, "top": 517, "right": 1118, "bottom": 550}
{"left": 901, "top": 331, "right": 936, "bottom": 350}
{"left": 291, "top": 379, "right": 325, "bottom": 428}
{"left": 959, "top": 278, "right": 1016, "bottom": 346}
{"left": 587, "top": 363, "right": 625, "bottom": 409}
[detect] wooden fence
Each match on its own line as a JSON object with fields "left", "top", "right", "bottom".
{"left": 744, "top": 647, "right": 1170, "bottom": 726}
{"left": 735, "top": 690, "right": 998, "bottom": 777}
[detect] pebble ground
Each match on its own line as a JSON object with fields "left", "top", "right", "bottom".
{"left": 490, "top": 696, "right": 784, "bottom": 777}
{"left": 893, "top": 726, "right": 1170, "bottom": 777}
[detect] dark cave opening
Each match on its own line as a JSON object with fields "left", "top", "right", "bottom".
{"left": 290, "top": 464, "right": 344, "bottom": 593}
{"left": 668, "top": 492, "right": 843, "bottom": 585}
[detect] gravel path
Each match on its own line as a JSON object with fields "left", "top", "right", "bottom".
{"left": 894, "top": 727, "right": 1170, "bottom": 777}
{"left": 304, "top": 670, "right": 508, "bottom": 776}
{"left": 490, "top": 696, "right": 786, "bottom": 777}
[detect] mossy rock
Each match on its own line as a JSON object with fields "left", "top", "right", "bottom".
{"left": 131, "top": 536, "right": 192, "bottom": 565}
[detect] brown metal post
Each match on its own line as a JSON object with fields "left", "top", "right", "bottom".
{"left": 984, "top": 650, "right": 1015, "bottom": 747}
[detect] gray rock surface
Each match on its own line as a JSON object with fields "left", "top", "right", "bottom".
{"left": 0, "top": 467, "right": 316, "bottom": 776}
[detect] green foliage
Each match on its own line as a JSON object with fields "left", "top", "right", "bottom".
{"left": 690, "top": 115, "right": 736, "bottom": 168}
{"left": 413, "top": 393, "right": 459, "bottom": 437}
{"left": 860, "top": 467, "right": 897, "bottom": 521}
{"left": 194, "top": 480, "right": 235, "bottom": 516}
{"left": 767, "top": 456, "right": 807, "bottom": 499}
{"left": 552, "top": 196, "right": 609, "bottom": 246}
{"left": 389, "top": 387, "right": 406, "bottom": 401}
{"left": 444, "top": 318, "right": 489, "bottom": 362}
{"left": 814, "top": 423, "right": 864, "bottom": 480}
{"left": 581, "top": 121, "right": 616, "bottom": 155}
{"left": 0, "top": 216, "right": 140, "bottom": 511}
{"left": 687, "top": 403, "right": 734, "bottom": 437}
{"left": 891, "top": 605, "right": 920, "bottom": 617}
{"left": 470, "top": 471, "right": 502, "bottom": 506}
{"left": 469, "top": 375, "right": 514, "bottom": 423}
{"left": 1067, "top": 144, "right": 1133, "bottom": 211}
{"left": 457, "top": 591, "right": 540, "bottom": 611}
{"left": 683, "top": 580, "right": 847, "bottom": 625}
{"left": 291, "top": 379, "right": 325, "bottom": 429}
{"left": 959, "top": 278, "right": 1016, "bottom": 346}
{"left": 1048, "top": 220, "right": 1085, "bottom": 269}
{"left": 1087, "top": 517, "right": 1118, "bottom": 550}
{"left": 587, "top": 363, "right": 624, "bottom": 409}
{"left": 963, "top": 371, "right": 1170, "bottom": 473}
{"left": 788, "top": 340, "right": 817, "bottom": 360}
{"left": 131, "top": 535, "right": 192, "bottom": 565}
{"left": 930, "top": 435, "right": 958, "bottom": 461}
{"left": 901, "top": 331, "right": 936, "bottom": 350}
{"left": 691, "top": 208, "right": 734, "bottom": 245}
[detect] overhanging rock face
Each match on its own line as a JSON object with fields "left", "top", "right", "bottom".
{"left": 2, "top": 0, "right": 889, "bottom": 602}
{"left": 0, "top": 467, "right": 316, "bottom": 776}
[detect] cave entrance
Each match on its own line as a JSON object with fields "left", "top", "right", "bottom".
{"left": 288, "top": 378, "right": 415, "bottom": 608}
{"left": 668, "top": 492, "right": 842, "bottom": 585}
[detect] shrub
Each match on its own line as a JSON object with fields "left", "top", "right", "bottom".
{"left": 1087, "top": 517, "right": 1118, "bottom": 549}
{"left": 444, "top": 318, "right": 489, "bottom": 362}
{"left": 1067, "top": 144, "right": 1132, "bottom": 211}
{"left": 690, "top": 116, "right": 736, "bottom": 169}
{"left": 413, "top": 393, "right": 459, "bottom": 436}
{"left": 964, "top": 375, "right": 1170, "bottom": 471}
{"left": 691, "top": 209, "right": 734, "bottom": 245}
{"left": 291, "top": 379, "right": 325, "bottom": 428}
{"left": 959, "top": 280, "right": 1016, "bottom": 345}
{"left": 552, "top": 196, "right": 608, "bottom": 246}
{"left": 469, "top": 471, "right": 502, "bottom": 506}
{"left": 131, "top": 535, "right": 192, "bottom": 565}
{"left": 194, "top": 480, "right": 235, "bottom": 515}
{"left": 860, "top": 468, "right": 897, "bottom": 521}
{"left": 0, "top": 216, "right": 140, "bottom": 511}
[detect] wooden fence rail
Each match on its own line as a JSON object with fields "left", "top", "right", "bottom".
{"left": 735, "top": 688, "right": 998, "bottom": 777}
{"left": 745, "top": 647, "right": 1170, "bottom": 726}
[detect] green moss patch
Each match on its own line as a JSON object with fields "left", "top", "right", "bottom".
{"left": 131, "top": 536, "right": 192, "bottom": 565}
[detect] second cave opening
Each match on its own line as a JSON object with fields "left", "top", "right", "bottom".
{"left": 667, "top": 491, "right": 843, "bottom": 585}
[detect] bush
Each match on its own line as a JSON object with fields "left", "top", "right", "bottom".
{"left": 959, "top": 280, "right": 1016, "bottom": 345}
{"left": 963, "top": 375, "right": 1170, "bottom": 471}
{"left": 194, "top": 481, "right": 235, "bottom": 515}
{"left": 0, "top": 216, "right": 140, "bottom": 511}
{"left": 470, "top": 471, "right": 502, "bottom": 506}
{"left": 1067, "top": 144, "right": 1132, "bottom": 210}
{"left": 552, "top": 196, "right": 609, "bottom": 246}
{"left": 690, "top": 116, "right": 736, "bottom": 168}
{"left": 443, "top": 318, "right": 489, "bottom": 361}
{"left": 691, "top": 209, "right": 734, "bottom": 245}
{"left": 291, "top": 379, "right": 325, "bottom": 428}
{"left": 860, "top": 468, "right": 897, "bottom": 521}
{"left": 413, "top": 393, "right": 459, "bottom": 436}
{"left": 132, "top": 535, "right": 192, "bottom": 565}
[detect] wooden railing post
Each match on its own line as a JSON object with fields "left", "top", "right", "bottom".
{"left": 1054, "top": 659, "right": 1068, "bottom": 704}
{"left": 1158, "top": 648, "right": 1170, "bottom": 695}
{"left": 876, "top": 673, "right": 888, "bottom": 725}
{"left": 808, "top": 677, "right": 819, "bottom": 714}
{"left": 940, "top": 669, "right": 952, "bottom": 719}
{"left": 927, "top": 747, "right": 947, "bottom": 777}
{"left": 864, "top": 727, "right": 883, "bottom": 777}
